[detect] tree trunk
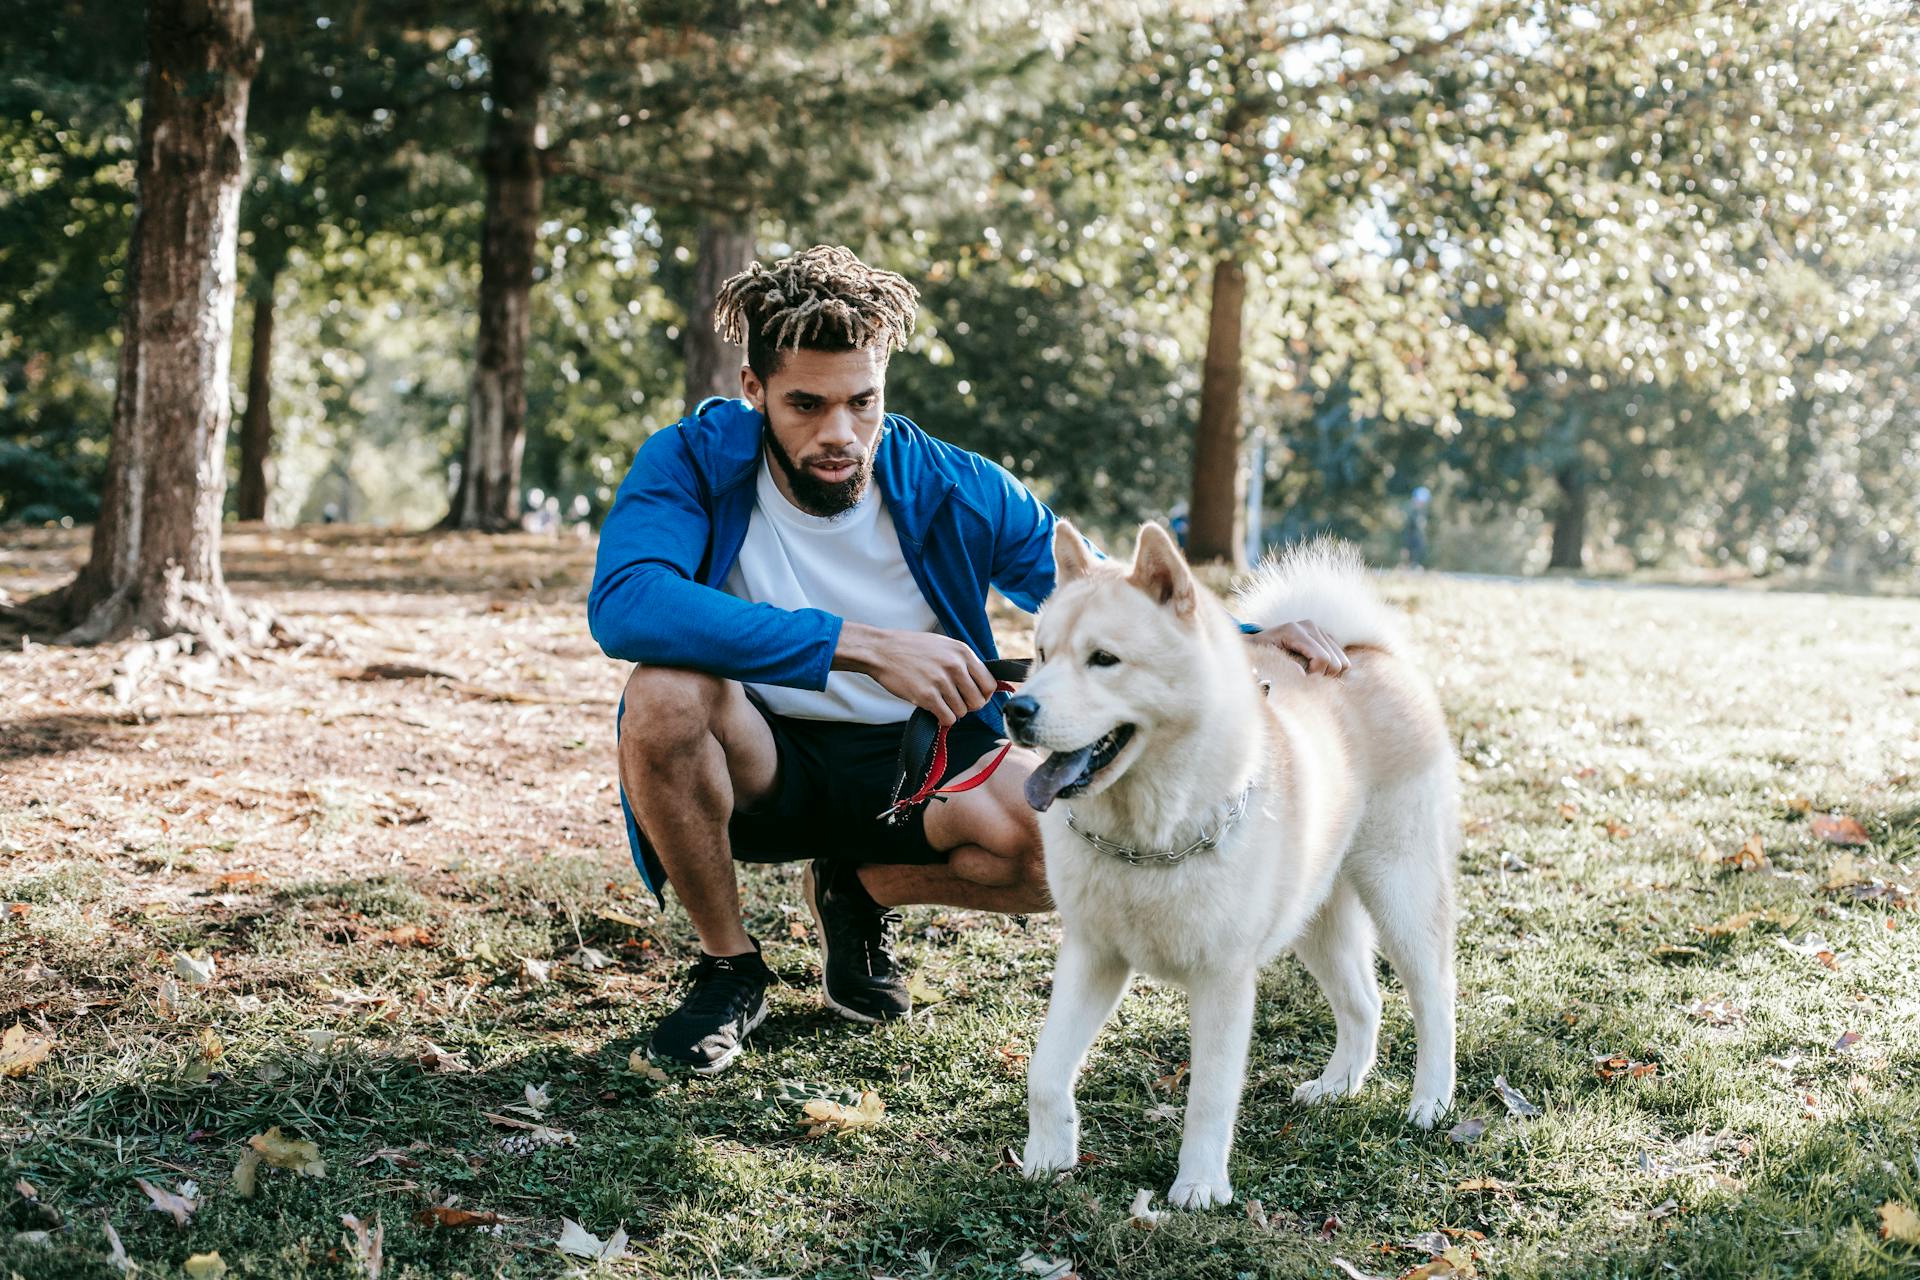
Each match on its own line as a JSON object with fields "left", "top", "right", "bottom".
{"left": 1187, "top": 254, "right": 1248, "bottom": 568}
{"left": 47, "top": 0, "right": 261, "bottom": 645}
{"left": 447, "top": 4, "right": 548, "bottom": 531}
{"left": 1549, "top": 464, "right": 1588, "bottom": 571}
{"left": 234, "top": 281, "right": 276, "bottom": 522}
{"left": 683, "top": 215, "right": 754, "bottom": 413}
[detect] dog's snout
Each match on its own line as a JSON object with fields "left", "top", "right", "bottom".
{"left": 1003, "top": 694, "right": 1039, "bottom": 741}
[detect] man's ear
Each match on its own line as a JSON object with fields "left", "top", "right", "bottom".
{"left": 1053, "top": 520, "right": 1096, "bottom": 584}
{"left": 739, "top": 364, "right": 764, "bottom": 412}
{"left": 1127, "top": 521, "right": 1197, "bottom": 618}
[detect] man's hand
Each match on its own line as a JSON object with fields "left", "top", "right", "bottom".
{"left": 1249, "top": 619, "right": 1350, "bottom": 676}
{"left": 835, "top": 621, "right": 998, "bottom": 726}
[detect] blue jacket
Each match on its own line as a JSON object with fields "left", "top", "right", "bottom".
{"left": 589, "top": 397, "right": 1059, "bottom": 896}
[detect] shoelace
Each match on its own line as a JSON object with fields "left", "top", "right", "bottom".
{"left": 681, "top": 954, "right": 765, "bottom": 1022}
{"left": 825, "top": 899, "right": 902, "bottom": 977}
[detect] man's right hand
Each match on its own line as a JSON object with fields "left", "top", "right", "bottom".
{"left": 835, "top": 621, "right": 998, "bottom": 726}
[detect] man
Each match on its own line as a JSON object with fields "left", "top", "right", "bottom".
{"left": 588, "top": 245, "right": 1349, "bottom": 1073}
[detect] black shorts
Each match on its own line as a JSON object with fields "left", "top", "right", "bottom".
{"left": 728, "top": 704, "right": 1005, "bottom": 867}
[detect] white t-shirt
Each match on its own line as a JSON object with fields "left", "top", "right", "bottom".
{"left": 722, "top": 457, "right": 941, "bottom": 723}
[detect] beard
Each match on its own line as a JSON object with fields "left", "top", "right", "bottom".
{"left": 763, "top": 426, "right": 872, "bottom": 517}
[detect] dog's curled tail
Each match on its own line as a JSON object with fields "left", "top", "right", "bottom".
{"left": 1233, "top": 537, "right": 1407, "bottom": 652}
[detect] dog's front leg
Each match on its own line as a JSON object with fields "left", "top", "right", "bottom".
{"left": 1021, "top": 934, "right": 1130, "bottom": 1180}
{"left": 1168, "top": 973, "right": 1257, "bottom": 1209}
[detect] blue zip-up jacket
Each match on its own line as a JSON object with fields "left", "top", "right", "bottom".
{"left": 588, "top": 397, "right": 1059, "bottom": 897}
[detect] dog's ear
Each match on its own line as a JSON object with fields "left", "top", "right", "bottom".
{"left": 1053, "top": 520, "right": 1096, "bottom": 584}
{"left": 1128, "top": 521, "right": 1197, "bottom": 618}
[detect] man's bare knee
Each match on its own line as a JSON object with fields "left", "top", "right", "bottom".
{"left": 621, "top": 666, "right": 728, "bottom": 759}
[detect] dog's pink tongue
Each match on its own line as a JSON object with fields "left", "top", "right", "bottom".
{"left": 1024, "top": 747, "right": 1093, "bottom": 812}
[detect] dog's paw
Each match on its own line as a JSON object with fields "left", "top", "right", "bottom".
{"left": 1406, "top": 1095, "right": 1451, "bottom": 1130}
{"left": 1167, "top": 1172, "right": 1233, "bottom": 1210}
{"left": 1019, "top": 1127, "right": 1079, "bottom": 1180}
{"left": 1291, "top": 1072, "right": 1363, "bottom": 1107}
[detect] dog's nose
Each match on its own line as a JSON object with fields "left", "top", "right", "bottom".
{"left": 1002, "top": 695, "right": 1039, "bottom": 740}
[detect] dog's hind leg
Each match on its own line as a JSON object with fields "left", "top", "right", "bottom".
{"left": 1021, "top": 934, "right": 1130, "bottom": 1180}
{"left": 1352, "top": 809, "right": 1458, "bottom": 1129}
{"left": 1289, "top": 878, "right": 1382, "bottom": 1107}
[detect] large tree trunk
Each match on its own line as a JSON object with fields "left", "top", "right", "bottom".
{"left": 1549, "top": 464, "right": 1588, "bottom": 571}
{"left": 1187, "top": 254, "right": 1248, "bottom": 568}
{"left": 234, "top": 280, "right": 276, "bottom": 522}
{"left": 47, "top": 0, "right": 261, "bottom": 645}
{"left": 447, "top": 4, "right": 549, "bottom": 531}
{"left": 683, "top": 215, "right": 754, "bottom": 414}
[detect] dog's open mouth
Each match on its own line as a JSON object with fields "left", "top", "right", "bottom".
{"left": 1024, "top": 724, "right": 1136, "bottom": 812}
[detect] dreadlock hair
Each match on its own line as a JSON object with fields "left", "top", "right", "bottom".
{"left": 713, "top": 244, "right": 920, "bottom": 383}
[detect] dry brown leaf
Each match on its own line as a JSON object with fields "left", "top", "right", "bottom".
{"left": 6, "top": 901, "right": 31, "bottom": 919}
{"left": 1698, "top": 909, "right": 1794, "bottom": 937}
{"left": 1721, "top": 834, "right": 1768, "bottom": 871}
{"left": 248, "top": 1126, "right": 327, "bottom": 1176}
{"left": 800, "top": 1090, "right": 884, "bottom": 1137}
{"left": 414, "top": 1205, "right": 503, "bottom": 1229}
{"left": 1455, "top": 1177, "right": 1514, "bottom": 1195}
{"left": 14, "top": 1178, "right": 36, "bottom": 1200}
{"left": 1604, "top": 818, "right": 1634, "bottom": 839}
{"left": 1593, "top": 1054, "right": 1660, "bottom": 1081}
{"left": 370, "top": 925, "right": 435, "bottom": 947}
{"left": 1557, "top": 800, "right": 1580, "bottom": 821}
{"left": 1811, "top": 814, "right": 1870, "bottom": 847}
{"left": 1684, "top": 998, "right": 1742, "bottom": 1026}
{"left": 135, "top": 1177, "right": 197, "bottom": 1227}
{"left": 1786, "top": 795, "right": 1813, "bottom": 815}
{"left": 1877, "top": 1200, "right": 1920, "bottom": 1244}
{"left": 595, "top": 908, "right": 648, "bottom": 928}
{"left": 213, "top": 871, "right": 267, "bottom": 888}
{"left": 625, "top": 1048, "right": 669, "bottom": 1083}
{"left": 0, "top": 1024, "right": 53, "bottom": 1078}
{"left": 342, "top": 1213, "right": 383, "bottom": 1280}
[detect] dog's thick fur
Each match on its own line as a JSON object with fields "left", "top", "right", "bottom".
{"left": 1013, "top": 522, "right": 1459, "bottom": 1209}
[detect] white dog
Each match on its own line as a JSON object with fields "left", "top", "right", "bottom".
{"left": 1009, "top": 521, "right": 1459, "bottom": 1209}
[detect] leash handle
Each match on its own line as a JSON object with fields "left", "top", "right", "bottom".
{"left": 881, "top": 657, "right": 1030, "bottom": 824}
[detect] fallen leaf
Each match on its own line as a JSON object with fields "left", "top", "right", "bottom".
{"left": 173, "top": 951, "right": 217, "bottom": 985}
{"left": 1331, "top": 1259, "right": 1391, "bottom": 1280}
{"left": 570, "top": 946, "right": 614, "bottom": 971}
{"left": 1593, "top": 1054, "right": 1661, "bottom": 1081}
{"left": 554, "top": 1217, "right": 628, "bottom": 1260}
{"left": 1127, "top": 1188, "right": 1160, "bottom": 1229}
{"left": 417, "top": 1042, "right": 472, "bottom": 1073}
{"left": 1786, "top": 795, "right": 1813, "bottom": 815}
{"left": 1811, "top": 814, "right": 1870, "bottom": 847}
{"left": 1403, "top": 1230, "right": 1451, "bottom": 1255}
{"left": 1456, "top": 1177, "right": 1514, "bottom": 1195}
{"left": 1652, "top": 943, "right": 1704, "bottom": 961}
{"left": 5, "top": 901, "right": 31, "bottom": 919}
{"left": 1604, "top": 819, "right": 1634, "bottom": 839}
{"left": 1143, "top": 1102, "right": 1181, "bottom": 1123}
{"left": 482, "top": 1111, "right": 577, "bottom": 1147}
{"left": 1647, "top": 1197, "right": 1679, "bottom": 1221}
{"left": 370, "top": 925, "right": 435, "bottom": 947}
{"left": 1447, "top": 1117, "right": 1487, "bottom": 1144}
{"left": 1493, "top": 1075, "right": 1541, "bottom": 1118}
{"left": 1557, "top": 800, "right": 1580, "bottom": 821}
{"left": 524, "top": 1082, "right": 552, "bottom": 1115}
{"left": 595, "top": 908, "right": 648, "bottom": 928}
{"left": 354, "top": 1144, "right": 427, "bottom": 1171}
{"left": 1684, "top": 998, "right": 1742, "bottom": 1026}
{"left": 1777, "top": 933, "right": 1841, "bottom": 968}
{"left": 0, "top": 1024, "right": 52, "bottom": 1077}
{"left": 626, "top": 1048, "right": 669, "bottom": 1081}
{"left": 103, "top": 1218, "right": 133, "bottom": 1273}
{"left": 183, "top": 1251, "right": 227, "bottom": 1278}
{"left": 414, "top": 1205, "right": 503, "bottom": 1229}
{"left": 1699, "top": 908, "right": 1794, "bottom": 937}
{"left": 135, "top": 1177, "right": 196, "bottom": 1227}
{"left": 1154, "top": 1061, "right": 1189, "bottom": 1092}
{"left": 1721, "top": 835, "right": 1768, "bottom": 871}
{"left": 907, "top": 973, "right": 945, "bottom": 1005}
{"left": 1877, "top": 1200, "right": 1920, "bottom": 1244}
{"left": 800, "top": 1090, "right": 885, "bottom": 1137}
{"left": 213, "top": 871, "right": 267, "bottom": 888}
{"left": 1015, "top": 1251, "right": 1077, "bottom": 1279}
{"left": 249, "top": 1126, "right": 326, "bottom": 1176}
{"left": 14, "top": 1178, "right": 36, "bottom": 1199}
{"left": 517, "top": 956, "right": 552, "bottom": 987}
{"left": 232, "top": 1149, "right": 260, "bottom": 1198}
{"left": 342, "top": 1213, "right": 383, "bottom": 1280}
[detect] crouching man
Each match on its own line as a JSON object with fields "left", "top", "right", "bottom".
{"left": 587, "top": 245, "right": 1348, "bottom": 1073}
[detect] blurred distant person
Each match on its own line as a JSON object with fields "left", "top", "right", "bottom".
{"left": 321, "top": 502, "right": 340, "bottom": 525}
{"left": 1405, "top": 486, "right": 1432, "bottom": 569}
{"left": 1168, "top": 501, "right": 1191, "bottom": 550}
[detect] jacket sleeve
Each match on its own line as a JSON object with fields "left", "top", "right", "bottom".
{"left": 587, "top": 427, "right": 842, "bottom": 688}
{"left": 984, "top": 459, "right": 1060, "bottom": 614}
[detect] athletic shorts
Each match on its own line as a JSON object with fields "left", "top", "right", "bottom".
{"left": 618, "top": 696, "right": 1005, "bottom": 897}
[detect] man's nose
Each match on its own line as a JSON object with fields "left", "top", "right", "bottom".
{"left": 1003, "top": 695, "right": 1039, "bottom": 739}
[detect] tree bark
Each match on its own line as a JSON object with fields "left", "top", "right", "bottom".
{"left": 683, "top": 215, "right": 754, "bottom": 414}
{"left": 48, "top": 0, "right": 261, "bottom": 645}
{"left": 1549, "top": 463, "right": 1588, "bottom": 571}
{"left": 234, "top": 281, "right": 276, "bottom": 522}
{"left": 447, "top": 4, "right": 549, "bottom": 531}
{"left": 1187, "top": 254, "right": 1248, "bottom": 568}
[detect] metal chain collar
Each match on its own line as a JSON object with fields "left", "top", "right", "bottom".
{"left": 1064, "top": 783, "right": 1255, "bottom": 866}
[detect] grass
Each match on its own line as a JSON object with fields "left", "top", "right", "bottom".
{"left": 3, "top": 527, "right": 1919, "bottom": 1278}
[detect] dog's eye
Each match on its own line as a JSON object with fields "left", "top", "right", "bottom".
{"left": 1087, "top": 650, "right": 1121, "bottom": 668}
{"left": 1035, "top": 647, "right": 1047, "bottom": 664}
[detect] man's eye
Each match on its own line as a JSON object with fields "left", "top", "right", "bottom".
{"left": 1087, "top": 650, "right": 1121, "bottom": 668}
{"left": 851, "top": 396, "right": 874, "bottom": 409}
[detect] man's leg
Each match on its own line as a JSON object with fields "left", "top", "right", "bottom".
{"left": 857, "top": 745, "right": 1053, "bottom": 914}
{"left": 619, "top": 665, "right": 780, "bottom": 955}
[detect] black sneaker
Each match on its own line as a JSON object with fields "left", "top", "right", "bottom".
{"left": 803, "top": 861, "right": 911, "bottom": 1023}
{"left": 647, "top": 945, "right": 773, "bottom": 1074}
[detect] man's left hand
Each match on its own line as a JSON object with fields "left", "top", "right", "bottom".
{"left": 1249, "top": 619, "right": 1350, "bottom": 676}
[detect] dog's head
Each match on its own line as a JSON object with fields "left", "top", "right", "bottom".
{"left": 1007, "top": 520, "right": 1213, "bottom": 811}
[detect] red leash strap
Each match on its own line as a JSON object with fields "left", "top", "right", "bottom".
{"left": 880, "top": 680, "right": 1018, "bottom": 822}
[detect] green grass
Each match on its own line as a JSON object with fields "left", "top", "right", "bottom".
{"left": 4, "top": 567, "right": 1920, "bottom": 1279}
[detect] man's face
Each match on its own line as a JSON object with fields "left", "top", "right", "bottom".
{"left": 741, "top": 345, "right": 887, "bottom": 517}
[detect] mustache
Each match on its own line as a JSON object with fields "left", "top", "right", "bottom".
{"left": 802, "top": 450, "right": 865, "bottom": 466}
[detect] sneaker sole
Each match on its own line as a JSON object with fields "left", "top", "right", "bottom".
{"left": 804, "top": 864, "right": 906, "bottom": 1025}
{"left": 648, "top": 993, "right": 769, "bottom": 1076}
